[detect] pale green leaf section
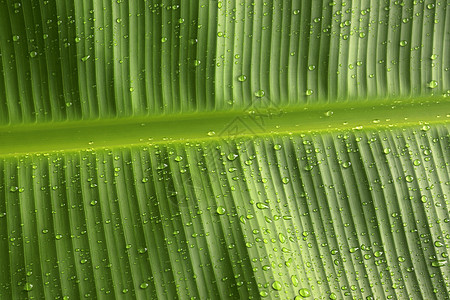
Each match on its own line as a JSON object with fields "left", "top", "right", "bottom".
{"left": 0, "top": 125, "right": 449, "bottom": 299}
{"left": 0, "top": 0, "right": 449, "bottom": 300}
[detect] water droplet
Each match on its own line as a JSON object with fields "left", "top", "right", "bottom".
{"left": 238, "top": 75, "right": 247, "bottom": 82}
{"left": 122, "top": 288, "right": 129, "bottom": 294}
{"left": 413, "top": 159, "right": 421, "bottom": 166}
{"left": 81, "top": 55, "right": 90, "bottom": 62}
{"left": 138, "top": 247, "right": 148, "bottom": 254}
{"left": 279, "top": 233, "right": 286, "bottom": 243}
{"left": 421, "top": 125, "right": 431, "bottom": 131}
{"left": 174, "top": 155, "right": 183, "bottom": 162}
{"left": 80, "top": 259, "right": 88, "bottom": 264}
{"left": 24, "top": 283, "right": 33, "bottom": 291}
{"left": 431, "top": 260, "right": 447, "bottom": 267}
{"left": 308, "top": 65, "right": 316, "bottom": 71}
{"left": 55, "top": 234, "right": 63, "bottom": 240}
{"left": 299, "top": 288, "right": 311, "bottom": 297}
{"left": 342, "top": 161, "right": 351, "bottom": 168}
{"left": 383, "top": 148, "right": 391, "bottom": 154}
{"left": 90, "top": 200, "right": 97, "bottom": 206}
{"left": 324, "top": 110, "right": 333, "bottom": 117}
{"left": 427, "top": 80, "right": 438, "bottom": 89}
{"left": 227, "top": 153, "right": 238, "bottom": 161}
{"left": 140, "top": 282, "right": 149, "bottom": 289}
{"left": 291, "top": 275, "right": 299, "bottom": 287}
{"left": 272, "top": 281, "right": 282, "bottom": 291}
{"left": 420, "top": 195, "right": 428, "bottom": 203}
{"left": 405, "top": 175, "right": 414, "bottom": 183}
{"left": 207, "top": 131, "right": 215, "bottom": 136}
{"left": 260, "top": 291, "right": 269, "bottom": 297}
{"left": 261, "top": 265, "right": 270, "bottom": 271}
{"left": 216, "top": 206, "right": 226, "bottom": 215}
{"left": 398, "top": 256, "right": 406, "bottom": 262}
{"left": 374, "top": 251, "right": 383, "bottom": 257}
{"left": 254, "top": 90, "right": 265, "bottom": 98}
{"left": 434, "top": 241, "right": 444, "bottom": 247}
{"left": 430, "top": 54, "right": 437, "bottom": 60}
{"left": 29, "top": 51, "right": 38, "bottom": 58}
{"left": 399, "top": 40, "right": 408, "bottom": 47}
{"left": 305, "top": 89, "right": 313, "bottom": 96}
{"left": 12, "top": 35, "right": 19, "bottom": 42}
{"left": 282, "top": 177, "right": 290, "bottom": 184}
{"left": 256, "top": 202, "right": 269, "bottom": 209}
{"left": 194, "top": 60, "right": 201, "bottom": 66}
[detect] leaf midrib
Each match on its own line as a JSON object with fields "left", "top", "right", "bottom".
{"left": 1, "top": 96, "right": 448, "bottom": 156}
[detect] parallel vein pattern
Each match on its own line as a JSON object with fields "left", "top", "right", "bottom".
{"left": 0, "top": 0, "right": 448, "bottom": 124}
{"left": 1, "top": 125, "right": 448, "bottom": 299}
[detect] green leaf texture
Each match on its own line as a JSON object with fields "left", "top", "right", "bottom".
{"left": 0, "top": 0, "right": 449, "bottom": 299}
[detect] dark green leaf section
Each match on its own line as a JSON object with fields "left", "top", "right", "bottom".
{"left": 1, "top": 125, "right": 448, "bottom": 299}
{"left": 0, "top": 0, "right": 448, "bottom": 124}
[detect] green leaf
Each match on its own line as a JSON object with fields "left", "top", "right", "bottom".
{"left": 0, "top": 1, "right": 448, "bottom": 299}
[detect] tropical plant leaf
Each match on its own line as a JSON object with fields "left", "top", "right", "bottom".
{"left": 0, "top": 0, "right": 448, "bottom": 299}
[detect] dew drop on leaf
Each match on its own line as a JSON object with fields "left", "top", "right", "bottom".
{"left": 23, "top": 283, "right": 33, "bottom": 291}
{"left": 140, "top": 282, "right": 149, "bottom": 289}
{"left": 299, "top": 288, "right": 311, "bottom": 297}
{"left": 256, "top": 202, "right": 269, "bottom": 209}
{"left": 272, "top": 281, "right": 282, "bottom": 291}
{"left": 238, "top": 75, "right": 247, "bottom": 82}
{"left": 216, "top": 206, "right": 226, "bottom": 215}
{"left": 431, "top": 260, "right": 447, "bottom": 267}
{"left": 254, "top": 90, "right": 265, "bottom": 98}
{"left": 227, "top": 153, "right": 238, "bottom": 161}
{"left": 427, "top": 80, "right": 438, "bottom": 89}
{"left": 291, "top": 275, "right": 299, "bottom": 287}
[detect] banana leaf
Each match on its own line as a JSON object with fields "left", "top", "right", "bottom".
{"left": 0, "top": 0, "right": 448, "bottom": 299}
